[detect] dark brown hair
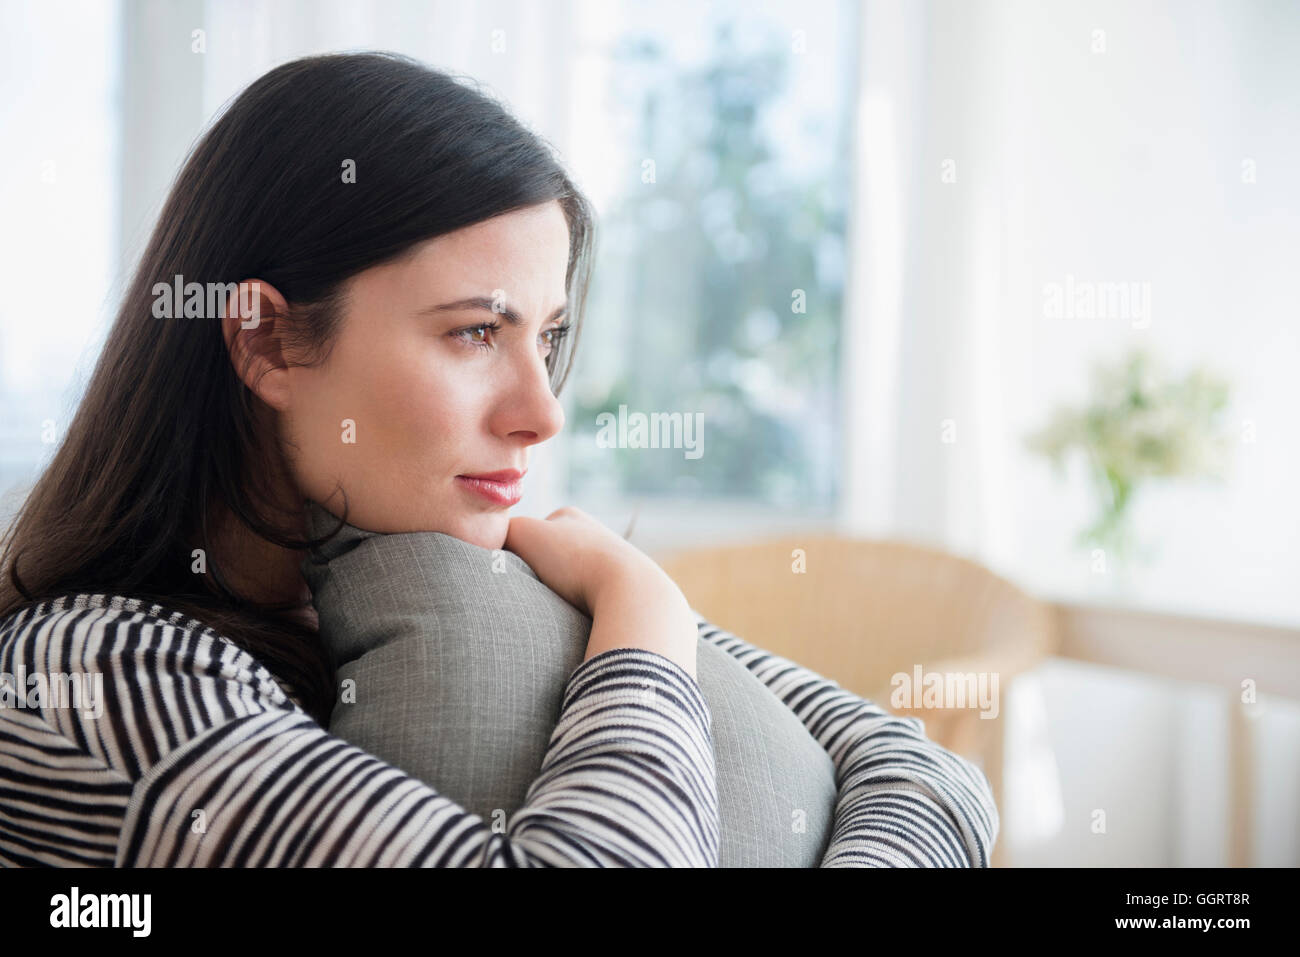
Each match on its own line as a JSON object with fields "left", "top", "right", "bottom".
{"left": 0, "top": 51, "right": 595, "bottom": 725}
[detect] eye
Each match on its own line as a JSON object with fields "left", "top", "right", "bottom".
{"left": 452, "top": 321, "right": 500, "bottom": 351}
{"left": 540, "top": 322, "right": 572, "bottom": 358}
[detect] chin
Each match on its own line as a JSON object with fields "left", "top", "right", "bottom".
{"left": 453, "top": 515, "right": 509, "bottom": 552}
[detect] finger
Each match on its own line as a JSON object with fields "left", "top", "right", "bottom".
{"left": 503, "top": 515, "right": 547, "bottom": 554}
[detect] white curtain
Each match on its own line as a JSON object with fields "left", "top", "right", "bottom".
{"left": 843, "top": 0, "right": 1300, "bottom": 625}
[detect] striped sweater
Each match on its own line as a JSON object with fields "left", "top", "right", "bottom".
{"left": 0, "top": 592, "right": 997, "bottom": 867}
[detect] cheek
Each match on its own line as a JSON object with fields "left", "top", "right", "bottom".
{"left": 278, "top": 368, "right": 363, "bottom": 503}
{"left": 288, "top": 335, "right": 490, "bottom": 497}
{"left": 282, "top": 340, "right": 514, "bottom": 539}
{"left": 365, "top": 346, "right": 485, "bottom": 466}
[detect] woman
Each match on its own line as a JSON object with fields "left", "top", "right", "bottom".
{"left": 0, "top": 52, "right": 996, "bottom": 867}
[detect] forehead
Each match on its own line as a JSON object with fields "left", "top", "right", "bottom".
{"left": 387, "top": 201, "right": 571, "bottom": 300}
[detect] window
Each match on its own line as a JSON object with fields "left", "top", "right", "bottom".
{"left": 0, "top": 0, "right": 121, "bottom": 528}
{"left": 562, "top": 0, "right": 858, "bottom": 533}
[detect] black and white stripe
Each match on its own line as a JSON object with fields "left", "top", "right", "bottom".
{"left": 1, "top": 592, "right": 997, "bottom": 868}
{"left": 0, "top": 593, "right": 718, "bottom": 867}
{"left": 694, "top": 614, "right": 999, "bottom": 866}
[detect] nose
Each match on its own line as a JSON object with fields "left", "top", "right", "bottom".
{"left": 494, "top": 344, "right": 566, "bottom": 446}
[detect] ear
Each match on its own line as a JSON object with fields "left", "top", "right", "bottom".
{"left": 221, "top": 278, "right": 295, "bottom": 411}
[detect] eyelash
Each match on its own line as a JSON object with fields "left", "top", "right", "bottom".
{"left": 453, "top": 321, "right": 571, "bottom": 355}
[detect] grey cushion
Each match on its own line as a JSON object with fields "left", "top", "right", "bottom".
{"left": 300, "top": 500, "right": 835, "bottom": 866}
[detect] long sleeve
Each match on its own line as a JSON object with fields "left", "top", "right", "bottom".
{"left": 693, "top": 612, "right": 998, "bottom": 867}
{"left": 0, "top": 594, "right": 719, "bottom": 867}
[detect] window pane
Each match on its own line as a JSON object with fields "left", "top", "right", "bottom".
{"left": 564, "top": 0, "right": 857, "bottom": 513}
{"left": 0, "top": 0, "right": 121, "bottom": 527}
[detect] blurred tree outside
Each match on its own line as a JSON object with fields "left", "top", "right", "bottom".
{"left": 567, "top": 14, "right": 852, "bottom": 511}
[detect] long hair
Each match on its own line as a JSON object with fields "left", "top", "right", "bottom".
{"left": 0, "top": 51, "right": 596, "bottom": 726}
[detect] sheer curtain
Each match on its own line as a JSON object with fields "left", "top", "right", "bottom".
{"left": 0, "top": 0, "right": 121, "bottom": 528}
{"left": 844, "top": 0, "right": 1300, "bottom": 627}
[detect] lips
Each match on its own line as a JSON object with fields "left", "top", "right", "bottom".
{"left": 458, "top": 469, "right": 526, "bottom": 484}
{"left": 455, "top": 469, "right": 526, "bottom": 507}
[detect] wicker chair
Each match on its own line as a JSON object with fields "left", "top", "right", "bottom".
{"left": 655, "top": 535, "right": 1060, "bottom": 867}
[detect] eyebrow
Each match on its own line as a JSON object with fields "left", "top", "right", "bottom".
{"left": 420, "top": 296, "right": 569, "bottom": 327}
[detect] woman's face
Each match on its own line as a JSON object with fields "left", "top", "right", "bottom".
{"left": 270, "top": 200, "right": 571, "bottom": 550}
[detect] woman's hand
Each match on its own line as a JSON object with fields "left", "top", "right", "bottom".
{"left": 504, "top": 507, "right": 699, "bottom": 679}
{"left": 503, "top": 506, "right": 649, "bottom": 613}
